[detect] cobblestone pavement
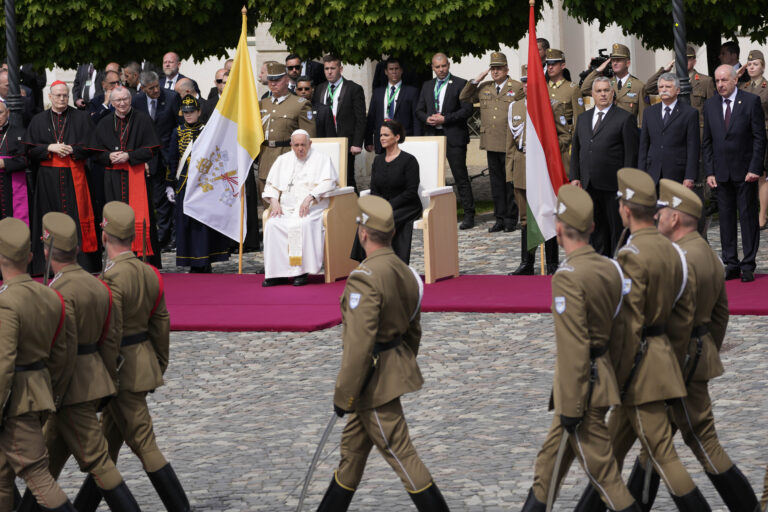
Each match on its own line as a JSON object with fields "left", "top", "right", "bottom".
{"left": 47, "top": 174, "right": 768, "bottom": 510}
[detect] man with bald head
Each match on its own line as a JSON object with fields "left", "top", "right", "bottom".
{"left": 702, "top": 64, "right": 766, "bottom": 282}
{"left": 175, "top": 77, "right": 213, "bottom": 122}
{"left": 0, "top": 68, "right": 35, "bottom": 126}
{"left": 86, "top": 69, "right": 121, "bottom": 122}
{"left": 159, "top": 51, "right": 199, "bottom": 95}
{"left": 207, "top": 68, "right": 228, "bottom": 103}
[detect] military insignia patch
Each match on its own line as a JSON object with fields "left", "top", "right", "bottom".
{"left": 625, "top": 188, "right": 635, "bottom": 200}
{"left": 349, "top": 292, "right": 361, "bottom": 309}
{"left": 577, "top": 97, "right": 584, "bottom": 106}
{"left": 554, "top": 296, "right": 566, "bottom": 314}
{"left": 507, "top": 91, "right": 515, "bottom": 96}
{"left": 622, "top": 278, "right": 632, "bottom": 295}
{"left": 672, "top": 196, "right": 682, "bottom": 208}
{"left": 307, "top": 110, "right": 313, "bottom": 120}
{"left": 560, "top": 115, "right": 567, "bottom": 125}
{"left": 627, "top": 92, "right": 637, "bottom": 98}
{"left": 0, "top": 284, "right": 7, "bottom": 294}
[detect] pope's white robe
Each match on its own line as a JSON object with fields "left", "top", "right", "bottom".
{"left": 262, "top": 147, "right": 338, "bottom": 278}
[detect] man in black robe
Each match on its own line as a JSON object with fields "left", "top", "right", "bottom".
{"left": 0, "top": 101, "right": 30, "bottom": 224}
{"left": 92, "top": 86, "right": 162, "bottom": 268}
{"left": 24, "top": 80, "right": 100, "bottom": 274}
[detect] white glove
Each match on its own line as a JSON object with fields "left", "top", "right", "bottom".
{"left": 166, "top": 186, "right": 176, "bottom": 204}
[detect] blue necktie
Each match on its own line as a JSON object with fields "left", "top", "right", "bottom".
{"left": 388, "top": 86, "right": 396, "bottom": 118}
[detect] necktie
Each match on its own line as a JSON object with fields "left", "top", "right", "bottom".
{"left": 724, "top": 98, "right": 732, "bottom": 130}
{"left": 663, "top": 106, "right": 671, "bottom": 126}
{"left": 593, "top": 111, "right": 604, "bottom": 134}
{"left": 435, "top": 79, "right": 444, "bottom": 111}
{"left": 166, "top": 80, "right": 173, "bottom": 89}
{"left": 496, "top": 85, "right": 501, "bottom": 95}
{"left": 617, "top": 79, "right": 623, "bottom": 91}
{"left": 327, "top": 84, "right": 335, "bottom": 106}
{"left": 388, "top": 85, "right": 396, "bottom": 118}
{"left": 149, "top": 99, "right": 156, "bottom": 121}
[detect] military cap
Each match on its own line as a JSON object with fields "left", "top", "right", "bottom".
{"left": 42, "top": 212, "right": 78, "bottom": 251}
{"left": 490, "top": 52, "right": 508, "bottom": 67}
{"left": 266, "top": 62, "right": 286, "bottom": 80}
{"left": 545, "top": 48, "right": 565, "bottom": 63}
{"left": 556, "top": 184, "right": 593, "bottom": 232}
{"left": 748, "top": 49, "right": 765, "bottom": 63}
{"left": 616, "top": 168, "right": 656, "bottom": 207}
{"left": 686, "top": 45, "right": 697, "bottom": 58}
{"left": 520, "top": 65, "right": 528, "bottom": 82}
{"left": 181, "top": 94, "right": 200, "bottom": 113}
{"left": 356, "top": 195, "right": 394, "bottom": 233}
{"left": 658, "top": 178, "right": 702, "bottom": 220}
{"left": 610, "top": 43, "right": 630, "bottom": 59}
{"left": 0, "top": 217, "right": 30, "bottom": 263}
{"left": 101, "top": 201, "right": 135, "bottom": 239}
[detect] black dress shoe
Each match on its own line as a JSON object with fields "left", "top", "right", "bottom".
{"left": 504, "top": 224, "right": 518, "bottom": 232}
{"left": 293, "top": 273, "right": 309, "bottom": 286}
{"left": 725, "top": 268, "right": 741, "bottom": 281}
{"left": 741, "top": 270, "right": 755, "bottom": 282}
{"left": 262, "top": 277, "right": 290, "bottom": 287}
{"left": 488, "top": 222, "right": 504, "bottom": 233}
{"left": 459, "top": 215, "right": 475, "bottom": 230}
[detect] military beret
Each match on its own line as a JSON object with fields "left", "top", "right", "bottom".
{"left": 546, "top": 48, "right": 565, "bottom": 63}
{"left": 610, "top": 43, "right": 630, "bottom": 59}
{"left": 748, "top": 49, "right": 765, "bottom": 63}
{"left": 556, "top": 184, "right": 593, "bottom": 232}
{"left": 356, "top": 195, "right": 394, "bottom": 233}
{"left": 181, "top": 94, "right": 200, "bottom": 113}
{"left": 42, "top": 212, "right": 78, "bottom": 251}
{"left": 0, "top": 217, "right": 30, "bottom": 263}
{"left": 686, "top": 45, "right": 697, "bottom": 58}
{"left": 490, "top": 52, "right": 508, "bottom": 67}
{"left": 658, "top": 178, "right": 702, "bottom": 220}
{"left": 520, "top": 65, "right": 528, "bottom": 81}
{"left": 101, "top": 201, "right": 136, "bottom": 239}
{"left": 266, "top": 62, "right": 286, "bottom": 80}
{"left": 617, "top": 168, "right": 656, "bottom": 207}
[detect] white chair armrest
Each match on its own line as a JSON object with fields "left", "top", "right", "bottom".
{"left": 360, "top": 189, "right": 371, "bottom": 197}
{"left": 421, "top": 186, "right": 454, "bottom": 198}
{"left": 322, "top": 186, "right": 355, "bottom": 198}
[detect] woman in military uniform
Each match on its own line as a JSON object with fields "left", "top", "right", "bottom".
{"left": 166, "top": 95, "right": 232, "bottom": 272}
{"left": 740, "top": 50, "right": 768, "bottom": 230}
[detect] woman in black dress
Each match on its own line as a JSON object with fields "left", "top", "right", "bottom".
{"left": 352, "top": 119, "right": 422, "bottom": 263}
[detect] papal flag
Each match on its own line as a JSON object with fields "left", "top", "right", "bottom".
{"left": 184, "top": 8, "right": 263, "bottom": 242}
{"left": 525, "top": 2, "right": 569, "bottom": 250}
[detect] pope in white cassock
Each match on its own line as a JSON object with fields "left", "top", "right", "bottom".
{"left": 262, "top": 129, "right": 338, "bottom": 286}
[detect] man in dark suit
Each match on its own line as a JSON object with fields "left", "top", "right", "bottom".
{"left": 570, "top": 75, "right": 639, "bottom": 256}
{"left": 0, "top": 69, "right": 36, "bottom": 127}
{"left": 158, "top": 51, "right": 200, "bottom": 94}
{"left": 703, "top": 64, "right": 766, "bottom": 282}
{"left": 133, "top": 70, "right": 182, "bottom": 248}
{"left": 313, "top": 54, "right": 366, "bottom": 192}
{"left": 416, "top": 53, "right": 475, "bottom": 229}
{"left": 285, "top": 54, "right": 325, "bottom": 94}
{"left": 365, "top": 57, "right": 421, "bottom": 154}
{"left": 207, "top": 68, "right": 227, "bottom": 102}
{"left": 296, "top": 76, "right": 335, "bottom": 138}
{"left": 86, "top": 70, "right": 121, "bottom": 123}
{"left": 638, "top": 72, "right": 700, "bottom": 185}
{"left": 175, "top": 77, "right": 214, "bottom": 123}
{"left": 72, "top": 62, "right": 103, "bottom": 109}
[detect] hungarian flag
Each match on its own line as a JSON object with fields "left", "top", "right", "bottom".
{"left": 525, "top": 4, "right": 569, "bottom": 250}
{"left": 184, "top": 9, "right": 263, "bottom": 241}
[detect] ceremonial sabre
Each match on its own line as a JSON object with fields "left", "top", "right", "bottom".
{"left": 546, "top": 433, "right": 569, "bottom": 512}
{"left": 296, "top": 413, "right": 338, "bottom": 511}
{"left": 43, "top": 234, "right": 55, "bottom": 285}
{"left": 642, "top": 459, "right": 653, "bottom": 504}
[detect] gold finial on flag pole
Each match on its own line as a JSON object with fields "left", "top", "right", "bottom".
{"left": 529, "top": 0, "right": 535, "bottom": 6}
{"left": 242, "top": 5, "right": 247, "bottom": 15}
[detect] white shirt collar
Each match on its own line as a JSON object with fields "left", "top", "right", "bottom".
{"left": 722, "top": 88, "right": 738, "bottom": 103}
{"left": 387, "top": 80, "right": 402, "bottom": 89}
{"left": 662, "top": 99, "right": 677, "bottom": 112}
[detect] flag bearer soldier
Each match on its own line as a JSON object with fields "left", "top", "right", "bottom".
{"left": 317, "top": 195, "right": 450, "bottom": 511}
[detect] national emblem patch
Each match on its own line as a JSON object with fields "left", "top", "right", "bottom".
{"left": 554, "top": 296, "right": 566, "bottom": 314}
{"left": 349, "top": 292, "right": 361, "bottom": 309}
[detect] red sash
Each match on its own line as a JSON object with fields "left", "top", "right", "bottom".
{"left": 42, "top": 154, "right": 98, "bottom": 252}
{"left": 107, "top": 162, "right": 153, "bottom": 256}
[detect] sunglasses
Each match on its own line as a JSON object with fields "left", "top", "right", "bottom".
{"left": 216, "top": 79, "right": 227, "bottom": 84}
{"left": 286, "top": 65, "right": 301, "bottom": 71}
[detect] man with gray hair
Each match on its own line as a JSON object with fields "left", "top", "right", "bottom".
{"left": 638, "top": 72, "right": 700, "bottom": 187}
{"left": 261, "top": 129, "right": 338, "bottom": 287}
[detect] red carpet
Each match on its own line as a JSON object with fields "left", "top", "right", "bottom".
{"left": 163, "top": 273, "right": 768, "bottom": 332}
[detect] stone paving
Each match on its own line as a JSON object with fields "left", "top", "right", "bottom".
{"left": 47, "top": 174, "right": 768, "bottom": 510}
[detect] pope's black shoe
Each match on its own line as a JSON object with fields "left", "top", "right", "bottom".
{"left": 262, "top": 277, "right": 290, "bottom": 287}
{"left": 293, "top": 273, "right": 309, "bottom": 286}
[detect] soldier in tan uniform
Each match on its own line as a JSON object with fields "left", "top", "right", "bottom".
{"left": 318, "top": 196, "right": 449, "bottom": 511}
{"left": 740, "top": 49, "right": 768, "bottom": 231}
{"left": 506, "top": 65, "right": 570, "bottom": 275}
{"left": 460, "top": 51, "right": 524, "bottom": 232}
{"left": 581, "top": 44, "right": 648, "bottom": 126}
{"left": 520, "top": 185, "right": 640, "bottom": 512}
{"left": 16, "top": 213, "right": 141, "bottom": 511}
{"left": 74, "top": 201, "right": 189, "bottom": 512}
{"left": 257, "top": 62, "right": 316, "bottom": 202}
{"left": 0, "top": 218, "right": 75, "bottom": 511}
{"left": 546, "top": 49, "right": 585, "bottom": 132}
{"left": 574, "top": 169, "right": 710, "bottom": 512}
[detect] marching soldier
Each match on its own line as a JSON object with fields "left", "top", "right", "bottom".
{"left": 317, "top": 195, "right": 449, "bottom": 511}
{"left": 581, "top": 44, "right": 648, "bottom": 126}
{"left": 506, "top": 65, "right": 570, "bottom": 275}
{"left": 460, "top": 51, "right": 523, "bottom": 233}
{"left": 74, "top": 201, "right": 190, "bottom": 512}
{"left": 0, "top": 218, "right": 76, "bottom": 511}
{"left": 16, "top": 213, "right": 141, "bottom": 511}
{"left": 575, "top": 169, "right": 710, "bottom": 511}
{"left": 520, "top": 185, "right": 640, "bottom": 512}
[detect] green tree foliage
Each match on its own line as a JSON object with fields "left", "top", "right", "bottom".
{"left": 0, "top": 1, "right": 258, "bottom": 69}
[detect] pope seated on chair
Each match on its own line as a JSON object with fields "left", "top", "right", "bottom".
{"left": 262, "top": 129, "right": 339, "bottom": 287}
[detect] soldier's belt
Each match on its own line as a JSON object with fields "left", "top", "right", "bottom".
{"left": 262, "top": 140, "right": 290, "bottom": 148}
{"left": 589, "top": 344, "right": 608, "bottom": 359}
{"left": 121, "top": 332, "right": 148, "bottom": 347}
{"left": 619, "top": 325, "right": 665, "bottom": 400}
{"left": 359, "top": 335, "right": 404, "bottom": 396}
{"left": 77, "top": 343, "right": 99, "bottom": 355}
{"left": 14, "top": 360, "right": 45, "bottom": 372}
{"left": 641, "top": 324, "right": 665, "bottom": 337}
{"left": 691, "top": 324, "right": 709, "bottom": 338}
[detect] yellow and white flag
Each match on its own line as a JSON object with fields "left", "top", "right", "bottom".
{"left": 184, "top": 9, "right": 263, "bottom": 241}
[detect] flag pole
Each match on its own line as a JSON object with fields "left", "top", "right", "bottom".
{"left": 238, "top": 183, "right": 245, "bottom": 274}
{"left": 539, "top": 243, "right": 545, "bottom": 275}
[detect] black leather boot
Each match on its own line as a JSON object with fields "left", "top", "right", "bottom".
{"left": 73, "top": 474, "right": 102, "bottom": 512}
{"left": 316, "top": 474, "right": 354, "bottom": 512}
{"left": 625, "top": 457, "right": 659, "bottom": 512}
{"left": 409, "top": 481, "right": 450, "bottom": 511}
{"left": 574, "top": 484, "right": 608, "bottom": 512}
{"left": 544, "top": 237, "right": 559, "bottom": 274}
{"left": 670, "top": 487, "right": 711, "bottom": 511}
{"left": 510, "top": 226, "right": 534, "bottom": 275}
{"left": 520, "top": 488, "right": 546, "bottom": 511}
{"left": 147, "top": 463, "right": 191, "bottom": 512}
{"left": 15, "top": 489, "right": 41, "bottom": 512}
{"left": 102, "top": 481, "right": 142, "bottom": 512}
{"left": 459, "top": 213, "right": 474, "bottom": 230}
{"left": 707, "top": 464, "right": 759, "bottom": 512}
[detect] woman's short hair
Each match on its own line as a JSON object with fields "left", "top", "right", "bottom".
{"left": 381, "top": 119, "right": 405, "bottom": 144}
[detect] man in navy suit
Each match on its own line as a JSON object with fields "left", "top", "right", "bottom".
{"left": 158, "top": 51, "right": 199, "bottom": 95}
{"left": 133, "top": 70, "right": 182, "bottom": 248}
{"left": 365, "top": 57, "right": 421, "bottom": 154}
{"left": 638, "top": 72, "right": 700, "bottom": 185}
{"left": 416, "top": 53, "right": 475, "bottom": 228}
{"left": 87, "top": 70, "right": 121, "bottom": 123}
{"left": 703, "top": 65, "right": 766, "bottom": 282}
